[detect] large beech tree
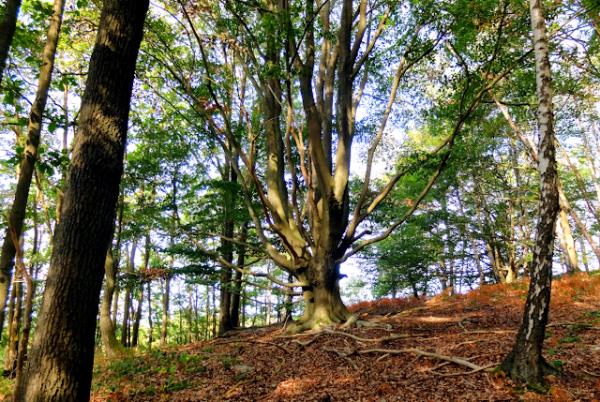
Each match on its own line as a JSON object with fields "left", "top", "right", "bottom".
{"left": 501, "top": 0, "right": 560, "bottom": 386}
{"left": 16, "top": 0, "right": 149, "bottom": 399}
{"left": 170, "top": 0, "right": 530, "bottom": 331}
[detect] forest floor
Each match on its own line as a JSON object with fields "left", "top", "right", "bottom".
{"left": 3, "top": 273, "right": 599, "bottom": 401}
{"left": 88, "top": 273, "right": 600, "bottom": 402}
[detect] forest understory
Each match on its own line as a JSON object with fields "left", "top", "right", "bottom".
{"left": 58, "top": 273, "right": 600, "bottom": 402}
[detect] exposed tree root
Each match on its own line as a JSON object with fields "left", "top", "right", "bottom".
{"left": 323, "top": 328, "right": 411, "bottom": 343}
{"left": 358, "top": 348, "right": 495, "bottom": 373}
{"left": 324, "top": 347, "right": 359, "bottom": 371}
{"left": 285, "top": 313, "right": 358, "bottom": 334}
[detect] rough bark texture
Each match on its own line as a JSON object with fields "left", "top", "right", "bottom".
{"left": 0, "top": 0, "right": 64, "bottom": 338}
{"left": 16, "top": 0, "right": 148, "bottom": 399}
{"left": 501, "top": 0, "right": 559, "bottom": 387}
{"left": 0, "top": 0, "right": 21, "bottom": 85}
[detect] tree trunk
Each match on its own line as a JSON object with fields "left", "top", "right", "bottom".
{"left": 289, "top": 257, "right": 350, "bottom": 333}
{"left": 579, "top": 237, "right": 589, "bottom": 272}
{"left": 501, "top": 0, "right": 559, "bottom": 387}
{"left": 15, "top": 0, "right": 148, "bottom": 399}
{"left": 556, "top": 210, "right": 578, "bottom": 273}
{"left": 230, "top": 224, "right": 246, "bottom": 328}
{"left": 3, "top": 275, "right": 21, "bottom": 376}
{"left": 120, "top": 239, "right": 137, "bottom": 347}
{"left": 147, "top": 281, "right": 153, "bottom": 349}
{"left": 100, "top": 249, "right": 121, "bottom": 358}
{"left": 131, "top": 284, "right": 143, "bottom": 347}
{"left": 218, "top": 162, "right": 236, "bottom": 336}
{"left": 0, "top": 0, "right": 65, "bottom": 338}
{"left": 13, "top": 237, "right": 34, "bottom": 391}
{"left": 0, "top": 0, "right": 22, "bottom": 85}
{"left": 160, "top": 276, "right": 170, "bottom": 347}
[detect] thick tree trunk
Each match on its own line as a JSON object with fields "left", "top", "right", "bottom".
{"left": 501, "top": 0, "right": 559, "bottom": 387}
{"left": 0, "top": 0, "right": 22, "bottom": 85}
{"left": 15, "top": 0, "right": 148, "bottom": 399}
{"left": 289, "top": 257, "right": 351, "bottom": 332}
{"left": 0, "top": 0, "right": 65, "bottom": 338}
{"left": 100, "top": 249, "right": 121, "bottom": 358}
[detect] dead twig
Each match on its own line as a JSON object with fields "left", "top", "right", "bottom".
{"left": 292, "top": 333, "right": 322, "bottom": 348}
{"left": 433, "top": 363, "right": 498, "bottom": 377}
{"left": 582, "top": 369, "right": 600, "bottom": 377}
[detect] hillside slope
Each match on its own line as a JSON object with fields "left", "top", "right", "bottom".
{"left": 90, "top": 274, "right": 600, "bottom": 401}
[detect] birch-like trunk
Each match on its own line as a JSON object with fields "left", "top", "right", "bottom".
{"left": 501, "top": 0, "right": 560, "bottom": 386}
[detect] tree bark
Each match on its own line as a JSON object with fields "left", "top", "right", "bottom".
{"left": 160, "top": 276, "right": 170, "bottom": 347}
{"left": 147, "top": 281, "right": 153, "bottom": 349}
{"left": 15, "top": 0, "right": 148, "bottom": 399}
{"left": 0, "top": 0, "right": 21, "bottom": 85}
{"left": 556, "top": 210, "right": 578, "bottom": 273}
{"left": 289, "top": 257, "right": 350, "bottom": 333}
{"left": 100, "top": 249, "right": 121, "bottom": 358}
{"left": 0, "top": 0, "right": 65, "bottom": 338}
{"left": 121, "top": 239, "right": 137, "bottom": 347}
{"left": 501, "top": 0, "right": 560, "bottom": 387}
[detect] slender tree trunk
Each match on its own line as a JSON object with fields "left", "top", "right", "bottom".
{"left": 3, "top": 274, "right": 21, "bottom": 376}
{"left": 13, "top": 235, "right": 34, "bottom": 390}
{"left": 131, "top": 284, "right": 143, "bottom": 347}
{"left": 218, "top": 162, "right": 236, "bottom": 336}
{"left": 15, "top": 0, "right": 148, "bottom": 399}
{"left": 501, "top": 0, "right": 560, "bottom": 386}
{"left": 121, "top": 239, "right": 137, "bottom": 347}
{"left": 230, "top": 225, "right": 246, "bottom": 328}
{"left": 0, "top": 0, "right": 22, "bottom": 85}
{"left": 132, "top": 236, "right": 149, "bottom": 347}
{"left": 0, "top": 0, "right": 65, "bottom": 338}
{"left": 579, "top": 237, "right": 589, "bottom": 272}
{"left": 100, "top": 249, "right": 121, "bottom": 358}
{"left": 160, "top": 276, "right": 170, "bottom": 347}
{"left": 556, "top": 210, "right": 578, "bottom": 273}
{"left": 147, "top": 281, "right": 153, "bottom": 349}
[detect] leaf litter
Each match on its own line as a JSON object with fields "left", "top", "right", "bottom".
{"left": 88, "top": 273, "right": 600, "bottom": 401}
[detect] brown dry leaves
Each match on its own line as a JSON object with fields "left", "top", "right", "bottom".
{"left": 91, "top": 273, "right": 600, "bottom": 401}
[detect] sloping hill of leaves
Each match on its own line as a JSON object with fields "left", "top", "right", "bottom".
{"left": 85, "top": 273, "right": 599, "bottom": 401}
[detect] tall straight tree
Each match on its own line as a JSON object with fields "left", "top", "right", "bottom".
{"left": 501, "top": 0, "right": 560, "bottom": 387}
{"left": 0, "top": 0, "right": 21, "bottom": 85}
{"left": 0, "top": 0, "right": 65, "bottom": 338}
{"left": 15, "top": 0, "right": 149, "bottom": 399}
